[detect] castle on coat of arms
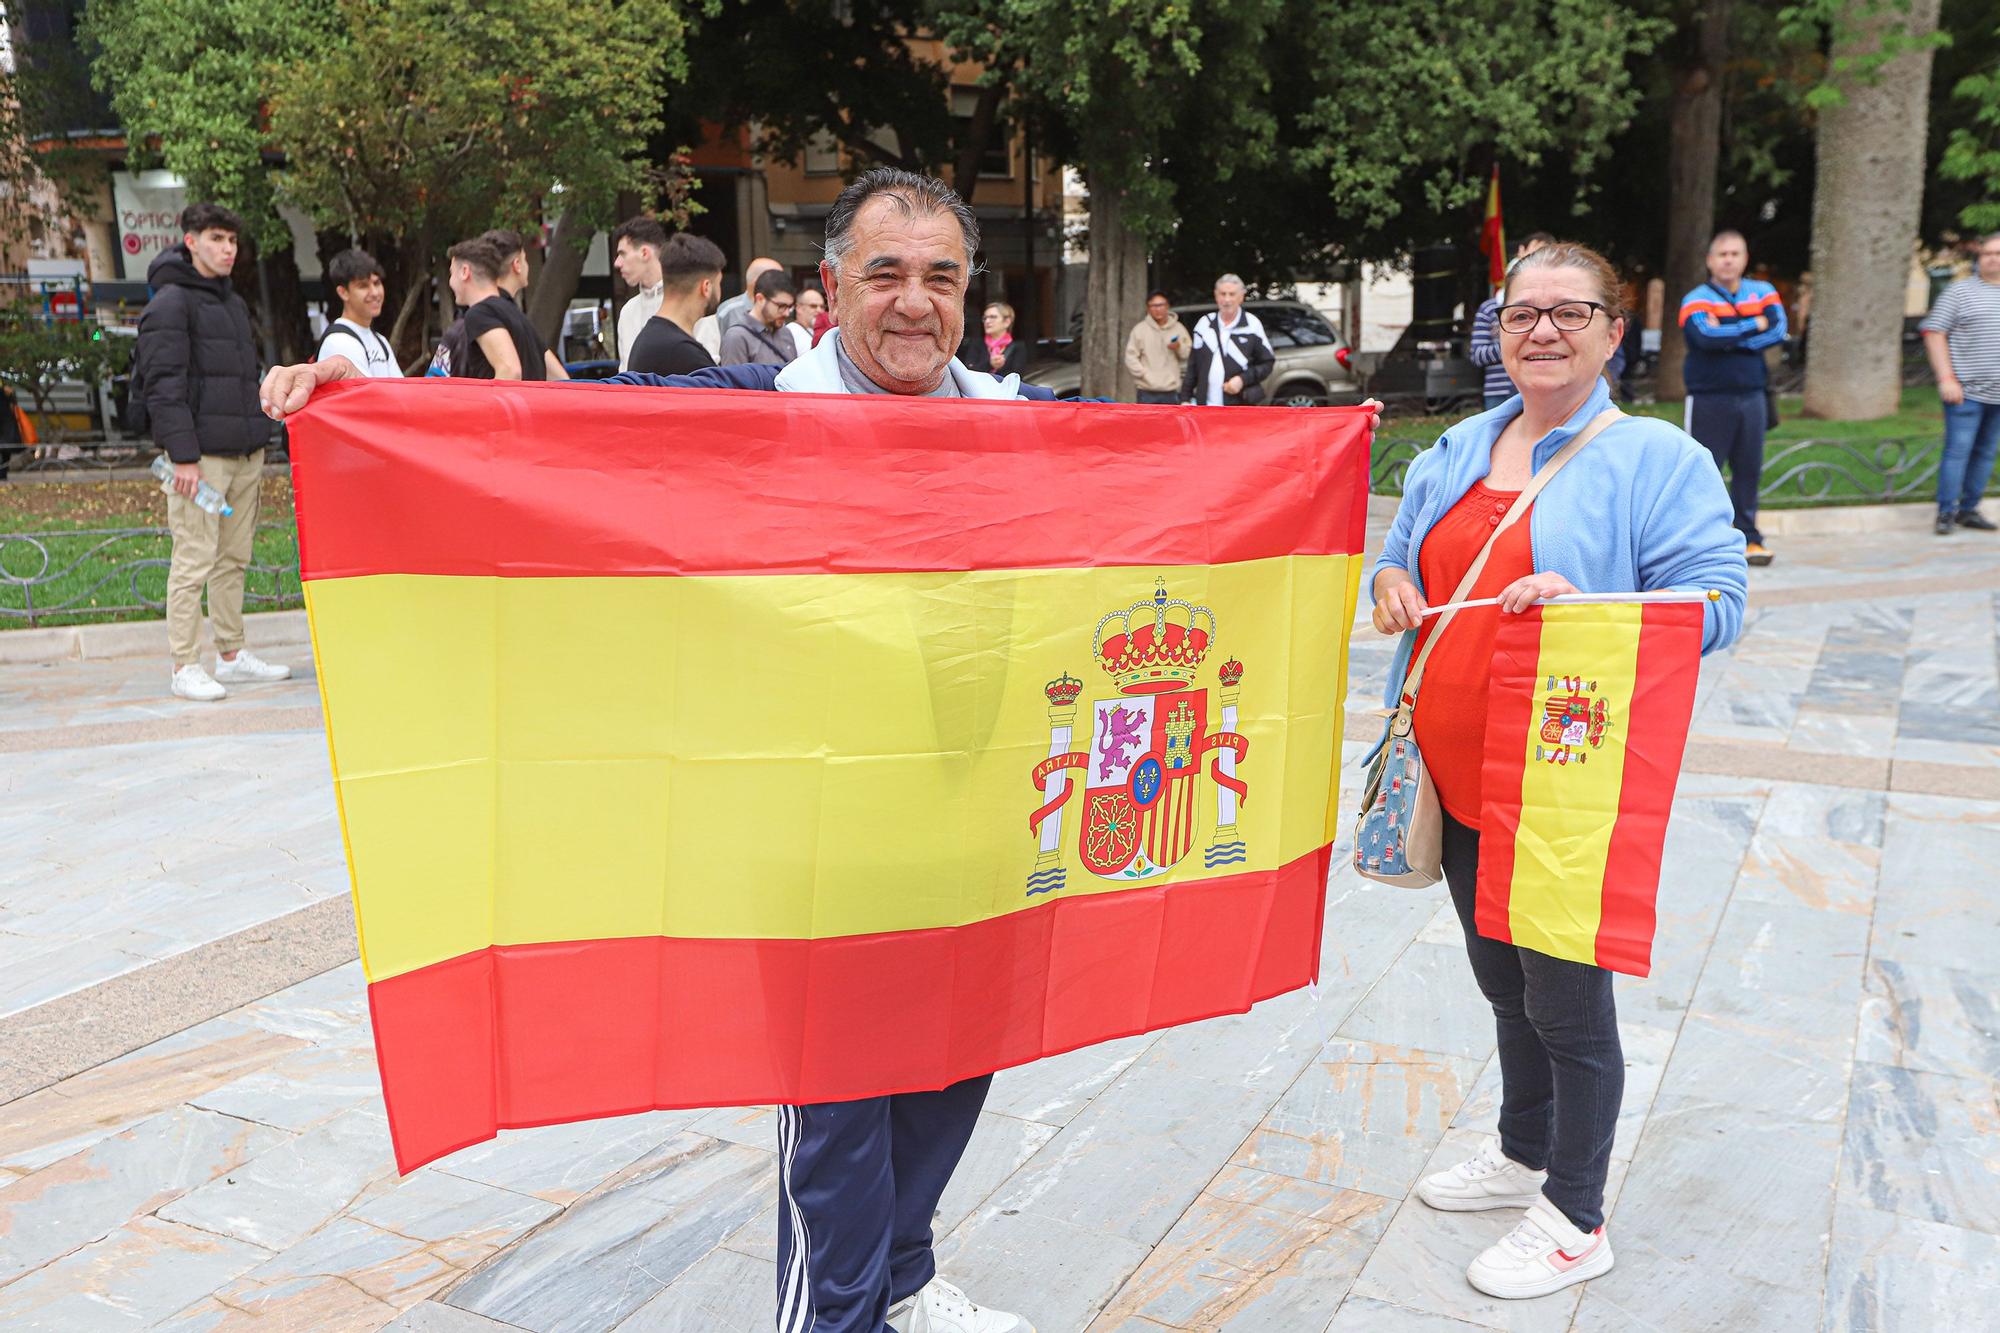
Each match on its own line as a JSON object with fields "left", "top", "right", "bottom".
{"left": 1026, "top": 579, "right": 1250, "bottom": 897}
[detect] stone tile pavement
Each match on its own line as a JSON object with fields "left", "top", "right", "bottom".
{"left": 1, "top": 525, "right": 1996, "bottom": 1331}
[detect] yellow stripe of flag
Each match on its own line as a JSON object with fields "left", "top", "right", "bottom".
{"left": 309, "top": 554, "right": 1363, "bottom": 981}
{"left": 1504, "top": 602, "right": 1644, "bottom": 961}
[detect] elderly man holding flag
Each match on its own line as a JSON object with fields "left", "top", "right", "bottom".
{"left": 265, "top": 166, "right": 1050, "bottom": 1333}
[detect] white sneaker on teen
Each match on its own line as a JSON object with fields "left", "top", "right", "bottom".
{"left": 1466, "top": 1196, "right": 1613, "bottom": 1299}
{"left": 171, "top": 664, "right": 227, "bottom": 702}
{"left": 1416, "top": 1140, "right": 1548, "bottom": 1212}
{"left": 213, "top": 648, "right": 291, "bottom": 682}
{"left": 897, "top": 1277, "right": 1034, "bottom": 1333}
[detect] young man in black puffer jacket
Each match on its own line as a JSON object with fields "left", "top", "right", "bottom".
{"left": 137, "top": 202, "right": 289, "bottom": 701}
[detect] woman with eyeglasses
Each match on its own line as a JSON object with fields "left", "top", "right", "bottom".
{"left": 1368, "top": 242, "right": 1747, "bottom": 1300}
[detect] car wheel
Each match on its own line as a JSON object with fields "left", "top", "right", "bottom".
{"left": 1272, "top": 383, "right": 1325, "bottom": 408}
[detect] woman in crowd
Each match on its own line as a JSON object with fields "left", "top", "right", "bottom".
{"left": 1370, "top": 242, "right": 1747, "bottom": 1300}
{"left": 978, "top": 302, "right": 1031, "bottom": 378}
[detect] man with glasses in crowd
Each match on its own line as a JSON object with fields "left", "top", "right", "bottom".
{"left": 718, "top": 268, "right": 801, "bottom": 367}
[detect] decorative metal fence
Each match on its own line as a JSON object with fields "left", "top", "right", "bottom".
{"left": 0, "top": 526, "right": 302, "bottom": 628}
{"left": 1370, "top": 433, "right": 1977, "bottom": 508}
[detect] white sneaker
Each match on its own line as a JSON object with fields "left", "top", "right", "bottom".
{"left": 171, "top": 664, "right": 227, "bottom": 702}
{"left": 213, "top": 648, "right": 291, "bottom": 682}
{"left": 1466, "top": 1196, "right": 1613, "bottom": 1299}
{"left": 1416, "top": 1141, "right": 1548, "bottom": 1212}
{"left": 893, "top": 1277, "right": 1034, "bottom": 1333}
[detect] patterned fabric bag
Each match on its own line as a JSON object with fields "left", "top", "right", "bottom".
{"left": 1352, "top": 408, "right": 1621, "bottom": 888}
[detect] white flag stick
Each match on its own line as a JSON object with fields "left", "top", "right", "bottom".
{"left": 1417, "top": 589, "right": 1720, "bottom": 620}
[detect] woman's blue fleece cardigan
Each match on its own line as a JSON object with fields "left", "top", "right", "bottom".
{"left": 1369, "top": 379, "right": 1749, "bottom": 712}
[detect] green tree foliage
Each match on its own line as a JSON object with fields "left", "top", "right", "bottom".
{"left": 82, "top": 0, "right": 337, "bottom": 248}
{"left": 84, "top": 0, "right": 695, "bottom": 353}
{"left": 266, "top": 0, "right": 692, "bottom": 250}
{"left": 667, "top": 0, "right": 959, "bottom": 185}
{"left": 1289, "top": 0, "right": 1665, "bottom": 252}
{"left": 940, "top": 1, "right": 1285, "bottom": 247}
{"left": 1940, "top": 24, "right": 2000, "bottom": 230}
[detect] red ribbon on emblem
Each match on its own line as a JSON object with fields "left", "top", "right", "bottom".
{"left": 1028, "top": 752, "right": 1089, "bottom": 834}
{"left": 1198, "top": 731, "right": 1249, "bottom": 802}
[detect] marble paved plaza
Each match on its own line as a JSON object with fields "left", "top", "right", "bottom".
{"left": 1, "top": 523, "right": 1998, "bottom": 1331}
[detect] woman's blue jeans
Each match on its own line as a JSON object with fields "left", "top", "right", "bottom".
{"left": 1938, "top": 398, "right": 2000, "bottom": 516}
{"left": 1442, "top": 811, "right": 1623, "bottom": 1231}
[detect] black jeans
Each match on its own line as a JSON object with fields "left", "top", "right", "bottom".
{"left": 1442, "top": 811, "right": 1623, "bottom": 1230}
{"left": 1686, "top": 389, "right": 1766, "bottom": 546}
{"left": 1135, "top": 388, "right": 1180, "bottom": 405}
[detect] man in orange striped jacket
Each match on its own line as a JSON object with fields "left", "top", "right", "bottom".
{"left": 1678, "top": 230, "right": 1787, "bottom": 567}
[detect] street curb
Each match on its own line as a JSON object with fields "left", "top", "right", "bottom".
{"left": 0, "top": 608, "right": 311, "bottom": 665}
{"left": 1755, "top": 501, "right": 1946, "bottom": 536}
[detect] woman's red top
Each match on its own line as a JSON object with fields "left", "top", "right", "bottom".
{"left": 1408, "top": 479, "right": 1536, "bottom": 828}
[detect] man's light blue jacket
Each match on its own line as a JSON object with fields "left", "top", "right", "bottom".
{"left": 1369, "top": 379, "right": 1748, "bottom": 711}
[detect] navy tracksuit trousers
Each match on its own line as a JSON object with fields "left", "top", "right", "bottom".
{"left": 775, "top": 1075, "right": 992, "bottom": 1332}
{"left": 1686, "top": 389, "right": 1767, "bottom": 545}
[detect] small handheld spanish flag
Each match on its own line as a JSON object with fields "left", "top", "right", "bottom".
{"left": 1475, "top": 597, "right": 1707, "bottom": 977}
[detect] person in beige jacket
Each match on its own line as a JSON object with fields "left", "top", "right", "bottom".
{"left": 1124, "top": 292, "right": 1191, "bottom": 403}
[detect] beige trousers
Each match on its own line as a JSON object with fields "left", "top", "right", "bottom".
{"left": 165, "top": 450, "right": 265, "bottom": 667}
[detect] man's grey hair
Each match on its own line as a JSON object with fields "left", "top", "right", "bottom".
{"left": 1215, "top": 273, "right": 1246, "bottom": 289}
{"left": 823, "top": 168, "right": 981, "bottom": 274}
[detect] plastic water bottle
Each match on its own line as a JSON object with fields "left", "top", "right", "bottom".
{"left": 150, "top": 455, "right": 234, "bottom": 516}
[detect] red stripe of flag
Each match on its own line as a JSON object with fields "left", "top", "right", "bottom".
{"left": 368, "top": 847, "right": 1330, "bottom": 1172}
{"left": 1474, "top": 606, "right": 1543, "bottom": 943}
{"left": 289, "top": 381, "right": 1374, "bottom": 581}
{"left": 1592, "top": 604, "right": 1704, "bottom": 976}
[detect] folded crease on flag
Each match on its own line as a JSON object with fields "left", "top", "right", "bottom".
{"left": 292, "top": 380, "right": 1373, "bottom": 1171}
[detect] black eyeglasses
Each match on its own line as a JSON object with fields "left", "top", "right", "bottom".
{"left": 1497, "top": 301, "right": 1608, "bottom": 335}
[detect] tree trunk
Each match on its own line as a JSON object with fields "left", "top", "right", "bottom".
{"left": 528, "top": 206, "right": 592, "bottom": 352}
{"left": 1083, "top": 181, "right": 1148, "bottom": 402}
{"left": 260, "top": 246, "right": 313, "bottom": 365}
{"left": 386, "top": 225, "right": 436, "bottom": 373}
{"left": 1657, "top": 0, "right": 1731, "bottom": 403}
{"left": 1803, "top": 0, "right": 1942, "bottom": 420}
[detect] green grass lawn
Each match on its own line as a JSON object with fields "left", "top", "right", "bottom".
{"left": 1376, "top": 385, "right": 1965, "bottom": 507}
{"left": 0, "top": 475, "right": 300, "bottom": 628}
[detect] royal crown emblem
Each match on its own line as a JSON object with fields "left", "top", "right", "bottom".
{"left": 1025, "top": 579, "right": 1250, "bottom": 896}
{"left": 1536, "top": 675, "right": 1612, "bottom": 765}
{"left": 1093, "top": 580, "right": 1216, "bottom": 694}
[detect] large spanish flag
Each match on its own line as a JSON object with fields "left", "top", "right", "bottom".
{"left": 292, "top": 380, "right": 1372, "bottom": 1171}
{"left": 1475, "top": 598, "right": 1707, "bottom": 977}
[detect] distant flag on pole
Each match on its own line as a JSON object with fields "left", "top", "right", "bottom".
{"left": 1475, "top": 597, "right": 1707, "bottom": 977}
{"left": 1480, "top": 165, "right": 1506, "bottom": 290}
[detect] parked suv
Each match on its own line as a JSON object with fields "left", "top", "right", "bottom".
{"left": 1022, "top": 300, "right": 1358, "bottom": 404}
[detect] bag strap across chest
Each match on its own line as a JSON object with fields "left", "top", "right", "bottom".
{"left": 1394, "top": 407, "right": 1622, "bottom": 727}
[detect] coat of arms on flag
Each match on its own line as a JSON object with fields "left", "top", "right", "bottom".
{"left": 1026, "top": 581, "right": 1249, "bottom": 895}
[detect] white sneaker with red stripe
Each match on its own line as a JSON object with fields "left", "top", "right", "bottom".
{"left": 1465, "top": 1196, "right": 1613, "bottom": 1299}
{"left": 1416, "top": 1140, "right": 1548, "bottom": 1212}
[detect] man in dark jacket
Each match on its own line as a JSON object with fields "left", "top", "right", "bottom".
{"left": 139, "top": 202, "right": 288, "bottom": 701}
{"left": 1181, "top": 274, "right": 1275, "bottom": 405}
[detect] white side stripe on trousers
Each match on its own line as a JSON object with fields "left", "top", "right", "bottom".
{"left": 777, "top": 1106, "right": 817, "bottom": 1332}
